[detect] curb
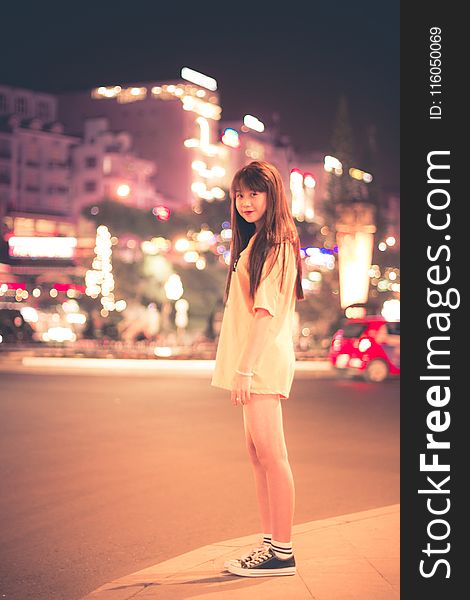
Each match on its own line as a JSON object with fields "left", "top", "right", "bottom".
{"left": 0, "top": 357, "right": 334, "bottom": 377}
{"left": 81, "top": 504, "right": 399, "bottom": 599}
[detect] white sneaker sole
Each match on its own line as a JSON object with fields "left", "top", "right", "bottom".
{"left": 227, "top": 563, "right": 296, "bottom": 577}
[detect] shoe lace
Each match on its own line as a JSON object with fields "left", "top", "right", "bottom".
{"left": 243, "top": 546, "right": 273, "bottom": 567}
{"left": 237, "top": 544, "right": 268, "bottom": 563}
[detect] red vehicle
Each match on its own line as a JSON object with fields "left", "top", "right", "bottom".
{"left": 329, "top": 316, "right": 400, "bottom": 382}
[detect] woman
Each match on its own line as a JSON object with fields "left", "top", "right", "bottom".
{"left": 211, "top": 160, "right": 304, "bottom": 577}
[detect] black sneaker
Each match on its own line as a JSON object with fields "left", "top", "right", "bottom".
{"left": 227, "top": 546, "right": 296, "bottom": 577}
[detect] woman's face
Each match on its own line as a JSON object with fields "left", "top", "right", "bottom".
{"left": 235, "top": 186, "right": 267, "bottom": 230}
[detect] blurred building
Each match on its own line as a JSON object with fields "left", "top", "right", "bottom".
{"left": 0, "top": 84, "right": 82, "bottom": 299}
{"left": 57, "top": 80, "right": 225, "bottom": 212}
{"left": 0, "top": 85, "right": 78, "bottom": 237}
{"left": 72, "top": 116, "right": 162, "bottom": 216}
{"left": 0, "top": 84, "right": 57, "bottom": 122}
{"left": 57, "top": 76, "right": 347, "bottom": 229}
{"left": 0, "top": 81, "right": 166, "bottom": 283}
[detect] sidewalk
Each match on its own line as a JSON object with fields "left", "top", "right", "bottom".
{"left": 82, "top": 504, "right": 399, "bottom": 600}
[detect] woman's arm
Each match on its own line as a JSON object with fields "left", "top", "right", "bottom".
{"left": 237, "top": 308, "right": 273, "bottom": 373}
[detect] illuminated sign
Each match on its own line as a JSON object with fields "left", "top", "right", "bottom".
{"left": 0, "top": 282, "right": 26, "bottom": 290}
{"left": 153, "top": 206, "right": 171, "bottom": 221}
{"left": 182, "top": 96, "right": 221, "bottom": 120}
{"left": 184, "top": 116, "right": 223, "bottom": 158}
{"left": 221, "top": 128, "right": 240, "bottom": 148}
{"left": 337, "top": 231, "right": 374, "bottom": 308}
{"left": 243, "top": 114, "right": 265, "bottom": 132}
{"left": 303, "top": 173, "right": 316, "bottom": 188}
{"left": 303, "top": 247, "right": 335, "bottom": 270}
{"left": 92, "top": 86, "right": 122, "bottom": 99}
{"left": 335, "top": 204, "right": 376, "bottom": 309}
{"left": 8, "top": 237, "right": 77, "bottom": 259}
{"left": 181, "top": 67, "right": 217, "bottom": 91}
{"left": 117, "top": 87, "right": 147, "bottom": 104}
{"left": 324, "top": 155, "right": 343, "bottom": 175}
{"left": 349, "top": 168, "right": 373, "bottom": 183}
{"left": 54, "top": 283, "right": 86, "bottom": 293}
{"left": 92, "top": 86, "right": 147, "bottom": 103}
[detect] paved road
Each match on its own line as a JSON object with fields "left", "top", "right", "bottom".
{"left": 0, "top": 369, "right": 399, "bottom": 600}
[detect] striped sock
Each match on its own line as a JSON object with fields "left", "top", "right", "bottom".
{"left": 271, "top": 539, "right": 293, "bottom": 560}
{"left": 262, "top": 533, "right": 272, "bottom": 546}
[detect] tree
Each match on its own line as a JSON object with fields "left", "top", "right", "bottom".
{"left": 324, "top": 96, "right": 376, "bottom": 230}
{"left": 361, "top": 124, "right": 386, "bottom": 236}
{"left": 326, "top": 96, "right": 355, "bottom": 210}
{"left": 79, "top": 197, "right": 233, "bottom": 336}
{"left": 323, "top": 97, "right": 378, "bottom": 315}
{"left": 81, "top": 199, "right": 192, "bottom": 239}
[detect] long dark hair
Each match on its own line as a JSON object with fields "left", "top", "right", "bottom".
{"left": 223, "top": 160, "right": 305, "bottom": 305}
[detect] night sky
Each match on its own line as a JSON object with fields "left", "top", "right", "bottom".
{"left": 1, "top": 1, "right": 399, "bottom": 189}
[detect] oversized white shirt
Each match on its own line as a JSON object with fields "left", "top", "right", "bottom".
{"left": 211, "top": 235, "right": 298, "bottom": 399}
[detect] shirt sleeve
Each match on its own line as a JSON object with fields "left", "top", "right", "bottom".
{"left": 252, "top": 242, "right": 295, "bottom": 317}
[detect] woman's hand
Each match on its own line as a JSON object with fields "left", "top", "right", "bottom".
{"left": 231, "top": 371, "right": 252, "bottom": 406}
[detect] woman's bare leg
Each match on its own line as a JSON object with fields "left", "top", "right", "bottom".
{"left": 242, "top": 408, "right": 271, "bottom": 534}
{"left": 243, "top": 393, "right": 295, "bottom": 543}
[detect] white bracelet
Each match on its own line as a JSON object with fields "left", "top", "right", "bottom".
{"left": 236, "top": 369, "right": 254, "bottom": 377}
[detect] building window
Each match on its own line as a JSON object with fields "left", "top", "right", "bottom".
{"left": 0, "top": 168, "right": 11, "bottom": 184}
{"left": 0, "top": 191, "right": 9, "bottom": 208}
{"left": 57, "top": 222, "right": 74, "bottom": 236}
{"left": 36, "top": 101, "right": 50, "bottom": 120}
{"left": 14, "top": 217, "right": 36, "bottom": 236}
{"left": 49, "top": 139, "right": 63, "bottom": 162}
{"left": 0, "top": 139, "right": 11, "bottom": 158}
{"left": 0, "top": 94, "right": 8, "bottom": 113}
{"left": 25, "top": 138, "right": 40, "bottom": 165}
{"left": 84, "top": 180, "right": 97, "bottom": 193}
{"left": 14, "top": 97, "right": 28, "bottom": 115}
{"left": 36, "top": 219, "right": 56, "bottom": 234}
{"left": 85, "top": 156, "right": 97, "bottom": 168}
{"left": 103, "top": 156, "right": 112, "bottom": 174}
